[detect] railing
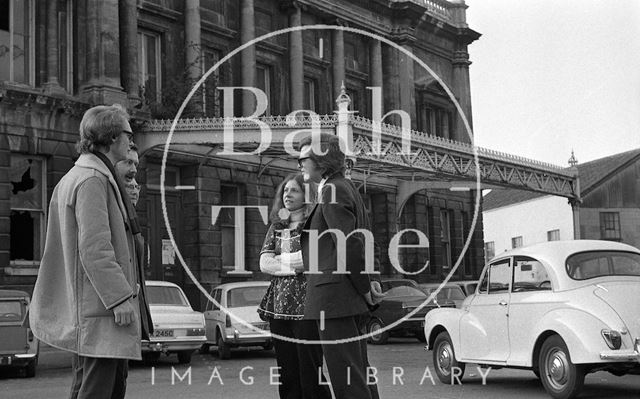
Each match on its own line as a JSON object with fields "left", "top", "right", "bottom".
{"left": 401, "top": 0, "right": 453, "bottom": 21}
{"left": 143, "top": 114, "right": 570, "bottom": 175}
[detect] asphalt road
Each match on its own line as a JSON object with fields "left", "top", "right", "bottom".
{"left": 1, "top": 339, "right": 638, "bottom": 399}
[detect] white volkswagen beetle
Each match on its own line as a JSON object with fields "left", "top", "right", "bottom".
{"left": 424, "top": 240, "right": 640, "bottom": 399}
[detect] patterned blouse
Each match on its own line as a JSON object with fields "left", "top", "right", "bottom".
{"left": 257, "top": 223, "right": 307, "bottom": 320}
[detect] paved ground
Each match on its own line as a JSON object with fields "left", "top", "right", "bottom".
{"left": 1, "top": 339, "right": 639, "bottom": 398}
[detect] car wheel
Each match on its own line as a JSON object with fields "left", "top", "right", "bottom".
{"left": 24, "top": 358, "right": 37, "bottom": 378}
{"left": 142, "top": 352, "right": 161, "bottom": 366}
{"left": 217, "top": 334, "right": 231, "bottom": 360}
{"left": 367, "top": 318, "right": 389, "bottom": 345}
{"left": 433, "top": 331, "right": 465, "bottom": 384}
{"left": 177, "top": 350, "right": 193, "bottom": 364}
{"left": 539, "top": 335, "right": 585, "bottom": 399}
{"left": 199, "top": 344, "right": 210, "bottom": 354}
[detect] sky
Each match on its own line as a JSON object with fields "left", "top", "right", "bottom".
{"left": 465, "top": 0, "right": 640, "bottom": 167}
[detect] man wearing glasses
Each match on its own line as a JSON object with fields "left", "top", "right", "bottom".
{"left": 31, "top": 104, "right": 148, "bottom": 399}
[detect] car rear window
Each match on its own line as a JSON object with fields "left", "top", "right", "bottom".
{"left": 227, "top": 286, "right": 268, "bottom": 308}
{"left": 566, "top": 251, "right": 640, "bottom": 280}
{"left": 0, "top": 301, "right": 23, "bottom": 322}
{"left": 147, "top": 286, "right": 189, "bottom": 306}
{"left": 385, "top": 286, "right": 426, "bottom": 299}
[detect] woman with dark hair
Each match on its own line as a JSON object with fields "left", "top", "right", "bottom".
{"left": 258, "top": 173, "right": 331, "bottom": 399}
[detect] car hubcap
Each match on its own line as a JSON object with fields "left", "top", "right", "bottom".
{"left": 370, "top": 322, "right": 381, "bottom": 340}
{"left": 437, "top": 342, "right": 453, "bottom": 375}
{"left": 546, "top": 348, "right": 569, "bottom": 390}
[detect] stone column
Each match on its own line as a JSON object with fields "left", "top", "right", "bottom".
{"left": 185, "top": 0, "right": 202, "bottom": 81}
{"left": 240, "top": 0, "right": 256, "bottom": 116}
{"left": 452, "top": 48, "right": 472, "bottom": 143}
{"left": 331, "top": 28, "right": 345, "bottom": 100}
{"left": 398, "top": 43, "right": 416, "bottom": 129}
{"left": 119, "top": 0, "right": 140, "bottom": 104}
{"left": 44, "top": 0, "right": 64, "bottom": 93}
{"left": 369, "top": 39, "right": 383, "bottom": 90}
{"left": 288, "top": 6, "right": 304, "bottom": 112}
{"left": 451, "top": 0, "right": 473, "bottom": 143}
{"left": 185, "top": 0, "right": 202, "bottom": 115}
{"left": 81, "top": 0, "right": 127, "bottom": 105}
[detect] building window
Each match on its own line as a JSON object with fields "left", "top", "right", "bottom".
{"left": 547, "top": 229, "right": 560, "bottom": 241}
{"left": 10, "top": 155, "right": 45, "bottom": 265}
{"left": 484, "top": 241, "right": 495, "bottom": 262}
{"left": 0, "top": 0, "right": 35, "bottom": 85}
{"left": 440, "top": 210, "right": 452, "bottom": 269}
{"left": 256, "top": 63, "right": 272, "bottom": 115}
{"left": 303, "top": 77, "right": 316, "bottom": 111}
{"left": 511, "top": 236, "right": 523, "bottom": 249}
{"left": 600, "top": 212, "right": 621, "bottom": 241}
{"left": 138, "top": 30, "right": 162, "bottom": 103}
{"left": 202, "top": 48, "right": 221, "bottom": 117}
{"left": 254, "top": 9, "right": 272, "bottom": 39}
{"left": 344, "top": 40, "right": 360, "bottom": 71}
{"left": 418, "top": 104, "right": 452, "bottom": 139}
{"left": 58, "top": 0, "right": 73, "bottom": 92}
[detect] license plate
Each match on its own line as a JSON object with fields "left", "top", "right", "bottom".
{"left": 0, "top": 356, "right": 11, "bottom": 365}
{"left": 153, "top": 329, "right": 174, "bottom": 337}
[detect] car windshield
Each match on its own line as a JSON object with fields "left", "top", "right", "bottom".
{"left": 0, "top": 301, "right": 23, "bottom": 322}
{"left": 566, "top": 251, "right": 640, "bottom": 280}
{"left": 385, "top": 286, "right": 427, "bottom": 299}
{"left": 147, "top": 286, "right": 189, "bottom": 306}
{"left": 227, "top": 286, "right": 268, "bottom": 308}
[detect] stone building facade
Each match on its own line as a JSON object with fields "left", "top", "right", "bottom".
{"left": 1, "top": 0, "right": 486, "bottom": 308}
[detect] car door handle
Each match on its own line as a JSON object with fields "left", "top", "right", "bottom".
{"left": 499, "top": 300, "right": 508, "bottom": 306}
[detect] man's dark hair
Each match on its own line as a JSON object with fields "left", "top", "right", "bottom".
{"left": 298, "top": 133, "right": 345, "bottom": 178}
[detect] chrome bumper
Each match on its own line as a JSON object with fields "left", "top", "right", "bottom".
{"left": 142, "top": 337, "right": 206, "bottom": 353}
{"left": 600, "top": 338, "right": 640, "bottom": 361}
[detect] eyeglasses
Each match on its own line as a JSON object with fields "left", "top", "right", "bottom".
{"left": 122, "top": 130, "right": 134, "bottom": 142}
{"left": 297, "top": 156, "right": 310, "bottom": 167}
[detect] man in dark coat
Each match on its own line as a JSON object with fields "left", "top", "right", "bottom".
{"left": 298, "top": 133, "right": 383, "bottom": 399}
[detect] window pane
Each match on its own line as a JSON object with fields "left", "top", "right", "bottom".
{"left": 10, "top": 210, "right": 42, "bottom": 261}
{"left": 488, "top": 260, "right": 510, "bottom": 293}
{"left": 147, "top": 286, "right": 188, "bottom": 306}
{"left": 227, "top": 286, "right": 268, "bottom": 308}
{"left": 513, "top": 257, "right": 551, "bottom": 291}
{"left": 10, "top": 156, "right": 42, "bottom": 210}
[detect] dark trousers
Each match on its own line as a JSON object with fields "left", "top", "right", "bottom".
{"left": 70, "top": 354, "right": 128, "bottom": 399}
{"left": 269, "top": 318, "right": 332, "bottom": 399}
{"left": 317, "top": 315, "right": 380, "bottom": 399}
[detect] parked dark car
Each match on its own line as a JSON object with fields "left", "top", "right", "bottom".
{"left": 418, "top": 283, "right": 467, "bottom": 308}
{"left": 0, "top": 290, "right": 39, "bottom": 377}
{"left": 366, "top": 279, "right": 453, "bottom": 344}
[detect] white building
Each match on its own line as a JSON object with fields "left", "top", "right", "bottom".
{"left": 482, "top": 149, "right": 640, "bottom": 260}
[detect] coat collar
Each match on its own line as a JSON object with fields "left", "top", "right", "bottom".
{"left": 75, "top": 153, "right": 129, "bottom": 222}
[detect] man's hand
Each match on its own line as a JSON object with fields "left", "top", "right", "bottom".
{"left": 113, "top": 299, "right": 135, "bottom": 326}
{"left": 364, "top": 291, "right": 375, "bottom": 306}
{"left": 370, "top": 280, "right": 386, "bottom": 305}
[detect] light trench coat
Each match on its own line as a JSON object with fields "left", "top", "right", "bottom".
{"left": 30, "top": 153, "right": 142, "bottom": 360}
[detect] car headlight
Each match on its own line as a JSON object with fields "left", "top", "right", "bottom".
{"left": 601, "top": 329, "right": 622, "bottom": 350}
